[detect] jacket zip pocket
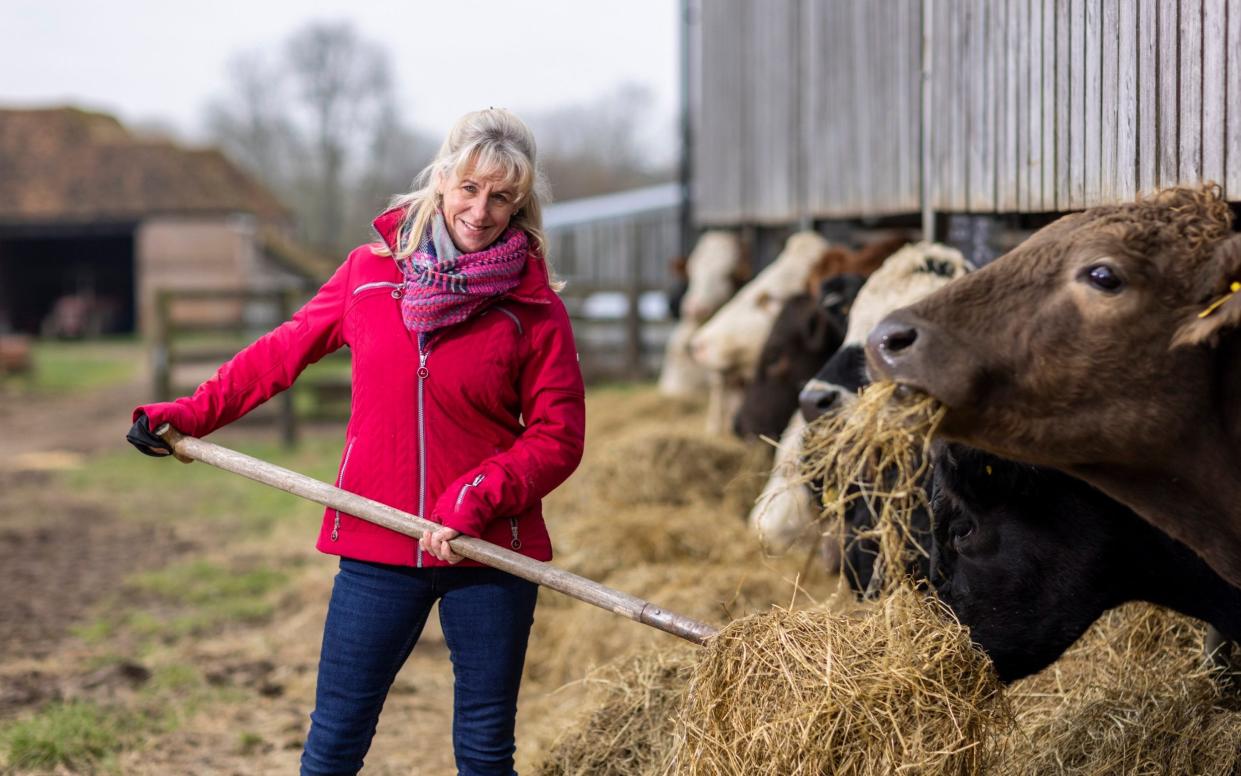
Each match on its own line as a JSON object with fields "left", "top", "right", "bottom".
{"left": 352, "top": 281, "right": 406, "bottom": 298}
{"left": 455, "top": 473, "right": 486, "bottom": 511}
{"left": 332, "top": 439, "right": 356, "bottom": 541}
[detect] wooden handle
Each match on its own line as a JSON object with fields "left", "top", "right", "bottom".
{"left": 154, "top": 423, "right": 194, "bottom": 464}
{"left": 153, "top": 425, "right": 720, "bottom": 647}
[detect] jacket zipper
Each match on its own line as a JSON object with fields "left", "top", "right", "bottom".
{"left": 455, "top": 473, "right": 486, "bottom": 511}
{"left": 352, "top": 281, "right": 406, "bottom": 298}
{"left": 509, "top": 517, "right": 522, "bottom": 550}
{"left": 332, "top": 439, "right": 356, "bottom": 541}
{"left": 417, "top": 343, "right": 431, "bottom": 567}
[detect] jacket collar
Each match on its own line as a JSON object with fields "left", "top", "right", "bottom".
{"left": 371, "top": 206, "right": 551, "bottom": 305}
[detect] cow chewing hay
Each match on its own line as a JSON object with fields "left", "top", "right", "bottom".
{"left": 800, "top": 380, "right": 945, "bottom": 595}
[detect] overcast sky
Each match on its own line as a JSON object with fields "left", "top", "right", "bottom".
{"left": 2, "top": 0, "right": 680, "bottom": 145}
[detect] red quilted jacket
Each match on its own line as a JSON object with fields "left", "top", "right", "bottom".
{"left": 134, "top": 207, "right": 586, "bottom": 567}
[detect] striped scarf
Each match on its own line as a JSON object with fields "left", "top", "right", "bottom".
{"left": 399, "top": 211, "right": 528, "bottom": 333}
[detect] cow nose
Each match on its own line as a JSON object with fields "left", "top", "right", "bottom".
{"left": 799, "top": 385, "right": 841, "bottom": 423}
{"left": 870, "top": 318, "right": 918, "bottom": 355}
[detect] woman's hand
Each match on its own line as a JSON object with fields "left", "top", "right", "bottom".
{"left": 421, "top": 526, "right": 464, "bottom": 563}
{"left": 126, "top": 414, "right": 174, "bottom": 457}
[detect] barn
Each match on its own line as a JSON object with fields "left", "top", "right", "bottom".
{"left": 686, "top": 0, "right": 1241, "bottom": 265}
{"left": 0, "top": 107, "right": 330, "bottom": 338}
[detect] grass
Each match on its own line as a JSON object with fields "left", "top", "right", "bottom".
{"left": 74, "top": 560, "right": 294, "bottom": 647}
{"left": 128, "top": 560, "right": 290, "bottom": 639}
{"left": 68, "top": 433, "right": 344, "bottom": 536}
{"left": 0, "top": 701, "right": 146, "bottom": 771}
{"left": 1, "top": 338, "right": 143, "bottom": 396}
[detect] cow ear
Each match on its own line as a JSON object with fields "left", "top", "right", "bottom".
{"left": 806, "top": 248, "right": 853, "bottom": 295}
{"left": 1173, "top": 235, "right": 1241, "bottom": 348}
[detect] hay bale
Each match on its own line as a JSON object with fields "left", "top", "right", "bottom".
{"left": 671, "top": 588, "right": 1008, "bottom": 776}
{"left": 527, "top": 560, "right": 817, "bottom": 689}
{"left": 579, "top": 430, "right": 770, "bottom": 516}
{"left": 552, "top": 503, "right": 759, "bottom": 581}
{"left": 997, "top": 604, "right": 1241, "bottom": 775}
{"left": 534, "top": 651, "right": 694, "bottom": 776}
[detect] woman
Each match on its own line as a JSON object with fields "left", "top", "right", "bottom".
{"left": 127, "top": 108, "right": 586, "bottom": 775}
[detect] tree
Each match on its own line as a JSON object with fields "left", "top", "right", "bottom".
{"left": 527, "top": 82, "right": 675, "bottom": 202}
{"left": 205, "top": 22, "right": 433, "bottom": 255}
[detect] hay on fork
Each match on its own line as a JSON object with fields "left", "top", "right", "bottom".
{"left": 672, "top": 587, "right": 1008, "bottom": 775}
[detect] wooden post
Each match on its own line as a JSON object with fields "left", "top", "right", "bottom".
{"left": 624, "top": 220, "right": 644, "bottom": 379}
{"left": 277, "top": 289, "right": 298, "bottom": 450}
{"left": 153, "top": 290, "right": 172, "bottom": 402}
{"left": 157, "top": 426, "right": 720, "bottom": 647}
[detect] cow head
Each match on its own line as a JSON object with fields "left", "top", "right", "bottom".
{"left": 679, "top": 231, "right": 747, "bottom": 323}
{"left": 799, "top": 242, "right": 971, "bottom": 422}
{"left": 733, "top": 274, "right": 860, "bottom": 439}
{"left": 929, "top": 444, "right": 1136, "bottom": 682}
{"left": 867, "top": 187, "right": 1239, "bottom": 470}
{"left": 690, "top": 230, "right": 830, "bottom": 373}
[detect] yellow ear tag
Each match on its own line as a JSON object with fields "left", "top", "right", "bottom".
{"left": 985, "top": 465, "right": 992, "bottom": 476}
{"left": 1198, "top": 281, "right": 1241, "bottom": 319}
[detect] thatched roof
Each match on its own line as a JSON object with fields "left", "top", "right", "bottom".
{"left": 0, "top": 107, "right": 289, "bottom": 224}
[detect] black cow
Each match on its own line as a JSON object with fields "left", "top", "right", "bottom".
{"left": 732, "top": 274, "right": 863, "bottom": 440}
{"left": 930, "top": 443, "right": 1241, "bottom": 683}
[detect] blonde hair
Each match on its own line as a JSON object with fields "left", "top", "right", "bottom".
{"left": 381, "top": 108, "right": 553, "bottom": 266}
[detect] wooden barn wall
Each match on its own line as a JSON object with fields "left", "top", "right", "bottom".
{"left": 693, "top": 0, "right": 1241, "bottom": 224}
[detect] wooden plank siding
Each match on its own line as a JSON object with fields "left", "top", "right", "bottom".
{"left": 1137, "top": 0, "right": 1158, "bottom": 193}
{"left": 692, "top": 0, "right": 1241, "bottom": 225}
{"left": 1229, "top": 0, "right": 1241, "bottom": 196}
{"left": 1040, "top": 0, "right": 1056, "bottom": 210}
{"left": 1116, "top": 0, "right": 1138, "bottom": 197}
{"left": 1202, "top": 0, "right": 1226, "bottom": 187}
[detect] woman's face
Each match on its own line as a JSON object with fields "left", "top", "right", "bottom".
{"left": 438, "top": 167, "right": 520, "bottom": 253}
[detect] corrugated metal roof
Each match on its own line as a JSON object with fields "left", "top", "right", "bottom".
{"left": 544, "top": 182, "right": 681, "bottom": 229}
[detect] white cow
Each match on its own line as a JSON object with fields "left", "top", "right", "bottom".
{"left": 751, "top": 242, "right": 972, "bottom": 556}
{"left": 748, "top": 413, "right": 818, "bottom": 554}
{"left": 658, "top": 231, "right": 746, "bottom": 399}
{"left": 689, "top": 230, "right": 831, "bottom": 433}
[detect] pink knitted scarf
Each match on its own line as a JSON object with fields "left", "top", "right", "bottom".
{"left": 399, "top": 212, "right": 528, "bottom": 333}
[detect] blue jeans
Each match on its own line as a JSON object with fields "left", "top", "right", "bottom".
{"left": 300, "top": 558, "right": 539, "bottom": 776}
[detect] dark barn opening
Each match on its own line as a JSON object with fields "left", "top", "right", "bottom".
{"left": 0, "top": 224, "right": 136, "bottom": 336}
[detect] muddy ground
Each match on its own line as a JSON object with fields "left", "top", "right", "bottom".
{"left": 0, "top": 372, "right": 466, "bottom": 774}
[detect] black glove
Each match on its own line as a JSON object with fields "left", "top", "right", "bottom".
{"left": 126, "top": 413, "right": 173, "bottom": 457}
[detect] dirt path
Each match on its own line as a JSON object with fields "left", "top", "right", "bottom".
{"left": 0, "top": 375, "right": 145, "bottom": 470}
{"left": 0, "top": 372, "right": 465, "bottom": 774}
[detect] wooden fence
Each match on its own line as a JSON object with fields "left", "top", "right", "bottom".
{"left": 152, "top": 288, "right": 350, "bottom": 446}
{"left": 545, "top": 184, "right": 683, "bottom": 381}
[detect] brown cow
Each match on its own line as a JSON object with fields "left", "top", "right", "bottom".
{"left": 866, "top": 186, "right": 1241, "bottom": 588}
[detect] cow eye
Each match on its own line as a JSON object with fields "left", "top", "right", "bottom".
{"left": 949, "top": 520, "right": 976, "bottom": 553}
{"left": 1084, "top": 264, "right": 1124, "bottom": 293}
